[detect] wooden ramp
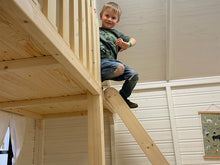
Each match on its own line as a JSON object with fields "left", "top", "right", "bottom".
{"left": 104, "top": 87, "right": 170, "bottom": 165}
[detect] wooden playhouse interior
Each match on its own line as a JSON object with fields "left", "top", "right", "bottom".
{"left": 0, "top": 0, "right": 169, "bottom": 164}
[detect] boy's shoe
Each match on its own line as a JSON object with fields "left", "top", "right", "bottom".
{"left": 125, "top": 99, "right": 138, "bottom": 109}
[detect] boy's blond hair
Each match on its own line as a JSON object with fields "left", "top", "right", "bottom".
{"left": 100, "top": 2, "right": 122, "bottom": 20}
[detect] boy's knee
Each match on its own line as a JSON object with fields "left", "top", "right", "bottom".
{"left": 114, "top": 64, "right": 125, "bottom": 76}
{"left": 129, "top": 72, "right": 139, "bottom": 82}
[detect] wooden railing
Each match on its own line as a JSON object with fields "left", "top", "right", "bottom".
{"left": 35, "top": 0, "right": 100, "bottom": 84}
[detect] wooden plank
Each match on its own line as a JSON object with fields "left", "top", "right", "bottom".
{"left": 59, "top": 0, "right": 70, "bottom": 45}
{"left": 88, "top": 92, "right": 106, "bottom": 165}
{"left": 42, "top": 0, "right": 48, "bottom": 17}
{"left": 0, "top": 94, "right": 87, "bottom": 109}
{"left": 47, "top": 0, "right": 57, "bottom": 30}
{"left": 85, "top": 0, "right": 93, "bottom": 74}
{"left": 109, "top": 113, "right": 116, "bottom": 165}
{"left": 95, "top": 18, "right": 101, "bottom": 84}
{"left": 70, "top": 0, "right": 79, "bottom": 58}
{"left": 79, "top": 0, "right": 87, "bottom": 67}
{"left": 198, "top": 111, "right": 220, "bottom": 114}
{"left": 0, "top": 0, "right": 101, "bottom": 95}
{"left": 90, "top": 1, "right": 97, "bottom": 80}
{"left": 204, "top": 156, "right": 220, "bottom": 159}
{"left": 33, "top": 119, "right": 45, "bottom": 165}
{"left": 42, "top": 109, "right": 111, "bottom": 118}
{"left": 104, "top": 87, "right": 169, "bottom": 165}
{"left": 0, "top": 56, "right": 59, "bottom": 73}
{"left": 0, "top": 109, "right": 42, "bottom": 119}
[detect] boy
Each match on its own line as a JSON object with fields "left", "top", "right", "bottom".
{"left": 100, "top": 2, "right": 139, "bottom": 108}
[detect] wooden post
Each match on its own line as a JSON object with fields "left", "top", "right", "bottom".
{"left": 79, "top": 0, "right": 87, "bottom": 67}
{"left": 85, "top": 0, "right": 93, "bottom": 74}
{"left": 70, "top": 0, "right": 80, "bottom": 58}
{"left": 104, "top": 87, "right": 170, "bottom": 165}
{"left": 109, "top": 114, "right": 116, "bottom": 165}
{"left": 43, "top": 0, "right": 57, "bottom": 30}
{"left": 90, "top": 1, "right": 98, "bottom": 80}
{"left": 59, "top": 0, "right": 70, "bottom": 45}
{"left": 33, "top": 119, "right": 45, "bottom": 165}
{"left": 88, "top": 92, "right": 106, "bottom": 165}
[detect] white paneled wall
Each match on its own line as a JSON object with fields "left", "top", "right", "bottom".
{"left": 114, "top": 89, "right": 176, "bottom": 165}
{"left": 43, "top": 115, "right": 111, "bottom": 165}
{"left": 172, "top": 85, "right": 220, "bottom": 165}
{"left": 113, "top": 82, "right": 220, "bottom": 165}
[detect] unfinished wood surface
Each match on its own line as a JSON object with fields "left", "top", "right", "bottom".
{"left": 0, "top": 56, "right": 84, "bottom": 102}
{"left": 91, "top": 1, "right": 98, "bottom": 80}
{"left": 59, "top": 0, "right": 70, "bottom": 45}
{"left": 33, "top": 119, "right": 45, "bottom": 165}
{"left": 104, "top": 87, "right": 169, "bottom": 165}
{"left": 86, "top": 0, "right": 93, "bottom": 74}
{"left": 70, "top": 0, "right": 80, "bottom": 58}
{"left": 88, "top": 92, "right": 106, "bottom": 165}
{"left": 0, "top": 11, "right": 49, "bottom": 60}
{"left": 79, "top": 0, "right": 87, "bottom": 67}
{"left": 45, "top": 0, "right": 57, "bottom": 30}
{"left": 0, "top": 0, "right": 101, "bottom": 95}
{"left": 95, "top": 18, "right": 101, "bottom": 84}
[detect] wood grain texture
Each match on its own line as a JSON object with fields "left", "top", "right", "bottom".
{"left": 104, "top": 87, "right": 169, "bottom": 165}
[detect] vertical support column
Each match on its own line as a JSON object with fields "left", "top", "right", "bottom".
{"left": 33, "top": 119, "right": 45, "bottom": 165}
{"left": 109, "top": 113, "right": 116, "bottom": 165}
{"left": 88, "top": 93, "right": 106, "bottom": 165}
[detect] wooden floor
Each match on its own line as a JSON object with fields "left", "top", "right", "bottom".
{"left": 0, "top": 0, "right": 105, "bottom": 119}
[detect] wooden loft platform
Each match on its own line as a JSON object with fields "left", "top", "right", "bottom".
{"left": 0, "top": 0, "right": 107, "bottom": 119}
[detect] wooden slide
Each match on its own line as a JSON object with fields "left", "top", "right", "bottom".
{"left": 104, "top": 87, "right": 170, "bottom": 165}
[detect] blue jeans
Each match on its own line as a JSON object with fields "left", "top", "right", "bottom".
{"left": 101, "top": 59, "right": 139, "bottom": 99}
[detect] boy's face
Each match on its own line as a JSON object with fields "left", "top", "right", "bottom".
{"left": 100, "top": 8, "right": 119, "bottom": 29}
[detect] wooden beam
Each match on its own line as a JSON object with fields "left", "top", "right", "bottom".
{"left": 104, "top": 87, "right": 169, "bottom": 165}
{"left": 42, "top": 109, "right": 111, "bottom": 119}
{"left": 0, "top": 94, "right": 87, "bottom": 109}
{"left": 88, "top": 92, "right": 106, "bottom": 165}
{"left": 0, "top": 109, "right": 42, "bottom": 119}
{"left": 0, "top": 56, "right": 59, "bottom": 73}
{"left": 0, "top": 0, "right": 101, "bottom": 95}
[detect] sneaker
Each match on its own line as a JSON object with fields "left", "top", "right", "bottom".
{"left": 125, "top": 99, "right": 138, "bottom": 109}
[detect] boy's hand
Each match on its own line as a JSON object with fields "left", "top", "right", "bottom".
{"left": 115, "top": 38, "right": 130, "bottom": 52}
